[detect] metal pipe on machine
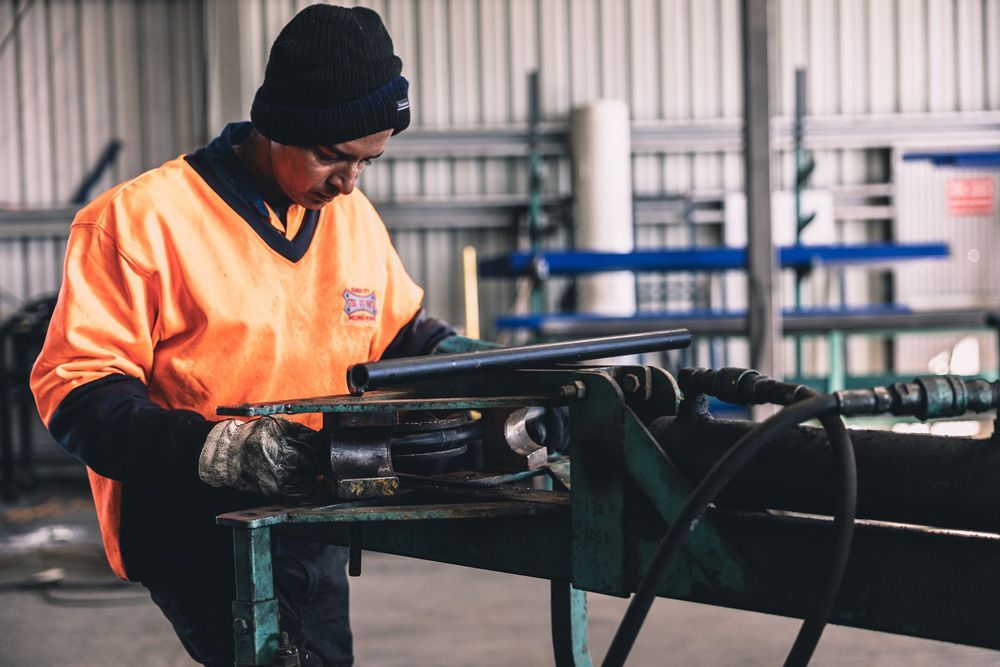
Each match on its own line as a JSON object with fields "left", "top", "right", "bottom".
{"left": 347, "top": 329, "right": 692, "bottom": 394}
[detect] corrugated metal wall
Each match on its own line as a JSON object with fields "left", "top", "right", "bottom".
{"left": 273, "top": 0, "right": 997, "bottom": 338}
{"left": 1, "top": 0, "right": 207, "bottom": 204}
{"left": 0, "top": 0, "right": 207, "bottom": 320}
{"left": 4, "top": 0, "right": 1000, "bottom": 368}
{"left": 215, "top": 0, "right": 1000, "bottom": 126}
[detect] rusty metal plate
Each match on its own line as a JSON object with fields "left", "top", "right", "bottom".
{"left": 217, "top": 391, "right": 563, "bottom": 417}
{"left": 217, "top": 499, "right": 567, "bottom": 528}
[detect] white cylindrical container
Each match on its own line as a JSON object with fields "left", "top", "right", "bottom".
{"left": 570, "top": 100, "right": 636, "bottom": 317}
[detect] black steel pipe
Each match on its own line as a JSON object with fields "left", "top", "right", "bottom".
{"left": 651, "top": 416, "right": 1000, "bottom": 533}
{"left": 347, "top": 329, "right": 692, "bottom": 394}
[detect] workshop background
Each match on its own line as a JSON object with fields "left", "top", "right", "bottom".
{"left": 3, "top": 0, "right": 1000, "bottom": 665}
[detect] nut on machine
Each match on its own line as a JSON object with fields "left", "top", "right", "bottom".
{"left": 217, "top": 331, "right": 1000, "bottom": 667}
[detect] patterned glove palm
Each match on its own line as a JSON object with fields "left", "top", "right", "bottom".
{"left": 198, "top": 416, "right": 324, "bottom": 498}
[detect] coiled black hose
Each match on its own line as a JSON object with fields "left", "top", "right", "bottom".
{"left": 602, "top": 392, "right": 856, "bottom": 667}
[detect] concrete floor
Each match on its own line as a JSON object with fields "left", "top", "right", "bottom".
{"left": 2, "top": 487, "right": 999, "bottom": 666}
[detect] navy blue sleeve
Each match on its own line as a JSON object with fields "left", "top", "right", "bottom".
{"left": 381, "top": 308, "right": 456, "bottom": 359}
{"left": 48, "top": 375, "right": 214, "bottom": 486}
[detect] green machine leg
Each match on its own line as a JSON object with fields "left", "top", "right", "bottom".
{"left": 550, "top": 580, "right": 593, "bottom": 667}
{"left": 232, "top": 527, "right": 279, "bottom": 666}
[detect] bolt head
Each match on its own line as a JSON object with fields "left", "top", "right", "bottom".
{"left": 557, "top": 381, "right": 587, "bottom": 400}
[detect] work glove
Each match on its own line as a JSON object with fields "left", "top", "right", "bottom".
{"left": 198, "top": 416, "right": 323, "bottom": 498}
{"left": 431, "top": 334, "right": 502, "bottom": 354}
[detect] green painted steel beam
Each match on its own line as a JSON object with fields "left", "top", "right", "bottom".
{"left": 218, "top": 499, "right": 565, "bottom": 529}
{"left": 551, "top": 581, "right": 593, "bottom": 667}
{"left": 232, "top": 528, "right": 279, "bottom": 666}
{"left": 272, "top": 515, "right": 573, "bottom": 581}
{"left": 621, "top": 416, "right": 772, "bottom": 598}
{"left": 218, "top": 394, "right": 562, "bottom": 417}
{"left": 568, "top": 372, "right": 630, "bottom": 597}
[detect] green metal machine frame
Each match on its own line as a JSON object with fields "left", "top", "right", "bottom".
{"left": 218, "top": 366, "right": 1000, "bottom": 666}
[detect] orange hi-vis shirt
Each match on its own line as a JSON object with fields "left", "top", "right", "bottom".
{"left": 30, "top": 141, "right": 423, "bottom": 579}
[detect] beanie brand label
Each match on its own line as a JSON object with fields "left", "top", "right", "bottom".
{"left": 396, "top": 98, "right": 410, "bottom": 111}
{"left": 343, "top": 287, "right": 377, "bottom": 322}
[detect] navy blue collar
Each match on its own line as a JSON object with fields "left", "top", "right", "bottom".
{"left": 184, "top": 122, "right": 319, "bottom": 263}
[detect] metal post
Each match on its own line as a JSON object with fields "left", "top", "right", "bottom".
{"left": 793, "top": 68, "right": 815, "bottom": 378}
{"left": 742, "top": 0, "right": 782, "bottom": 382}
{"left": 0, "top": 332, "right": 14, "bottom": 500}
{"left": 550, "top": 581, "right": 593, "bottom": 667}
{"left": 232, "top": 527, "right": 279, "bottom": 666}
{"left": 527, "top": 70, "right": 546, "bottom": 316}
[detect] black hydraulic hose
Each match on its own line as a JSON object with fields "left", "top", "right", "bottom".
{"left": 783, "top": 406, "right": 855, "bottom": 666}
{"left": 601, "top": 394, "right": 857, "bottom": 667}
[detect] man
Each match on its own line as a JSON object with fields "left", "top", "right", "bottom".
{"left": 30, "top": 5, "right": 475, "bottom": 665}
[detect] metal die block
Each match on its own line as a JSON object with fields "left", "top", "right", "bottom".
{"left": 328, "top": 432, "right": 398, "bottom": 500}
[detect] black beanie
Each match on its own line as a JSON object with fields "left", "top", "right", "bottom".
{"left": 251, "top": 4, "right": 410, "bottom": 146}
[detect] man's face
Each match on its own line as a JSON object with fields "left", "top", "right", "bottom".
{"left": 268, "top": 128, "right": 393, "bottom": 208}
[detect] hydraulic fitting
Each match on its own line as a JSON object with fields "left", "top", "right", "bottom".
{"left": 836, "top": 376, "right": 1000, "bottom": 421}
{"left": 678, "top": 367, "right": 813, "bottom": 407}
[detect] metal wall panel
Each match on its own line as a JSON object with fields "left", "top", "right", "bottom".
{"left": 6, "top": 0, "right": 1000, "bottom": 352}
{"left": 1, "top": 0, "right": 207, "bottom": 206}
{"left": 1, "top": 0, "right": 206, "bottom": 321}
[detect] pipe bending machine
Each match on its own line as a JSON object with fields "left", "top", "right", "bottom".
{"left": 216, "top": 330, "right": 1000, "bottom": 666}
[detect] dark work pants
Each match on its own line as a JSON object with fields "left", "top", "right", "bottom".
{"left": 143, "top": 537, "right": 353, "bottom": 667}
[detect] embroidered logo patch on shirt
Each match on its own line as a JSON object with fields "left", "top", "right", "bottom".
{"left": 343, "top": 288, "right": 377, "bottom": 321}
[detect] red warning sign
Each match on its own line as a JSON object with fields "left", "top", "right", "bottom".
{"left": 947, "top": 177, "right": 995, "bottom": 216}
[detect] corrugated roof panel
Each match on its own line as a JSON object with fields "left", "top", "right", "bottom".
{"left": 719, "top": 0, "right": 741, "bottom": 118}
{"left": 1, "top": 2, "right": 24, "bottom": 203}
{"left": 838, "top": 0, "right": 867, "bottom": 116}
{"left": 928, "top": 0, "right": 957, "bottom": 112}
{"left": 777, "top": 0, "right": 807, "bottom": 115}
{"left": 690, "top": 0, "right": 721, "bottom": 118}
{"left": 956, "top": 0, "right": 986, "bottom": 112}
{"left": 988, "top": 0, "right": 1000, "bottom": 109}
{"left": 449, "top": 0, "right": 482, "bottom": 125}
{"left": 867, "top": 0, "right": 897, "bottom": 114}
{"left": 659, "top": 0, "right": 691, "bottom": 120}
{"left": 19, "top": 4, "right": 54, "bottom": 203}
{"left": 598, "top": 0, "right": 628, "bottom": 101}
{"left": 539, "top": 0, "right": 570, "bottom": 118}
{"left": 49, "top": 1, "right": 85, "bottom": 201}
{"left": 479, "top": 0, "right": 511, "bottom": 124}
{"left": 897, "top": 0, "right": 928, "bottom": 112}
{"left": 568, "top": 0, "right": 599, "bottom": 108}
{"left": 508, "top": 0, "right": 540, "bottom": 123}
{"left": 628, "top": 0, "right": 659, "bottom": 121}
{"left": 807, "top": 0, "right": 839, "bottom": 115}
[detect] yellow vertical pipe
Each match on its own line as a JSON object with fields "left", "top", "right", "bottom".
{"left": 462, "top": 245, "right": 480, "bottom": 339}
